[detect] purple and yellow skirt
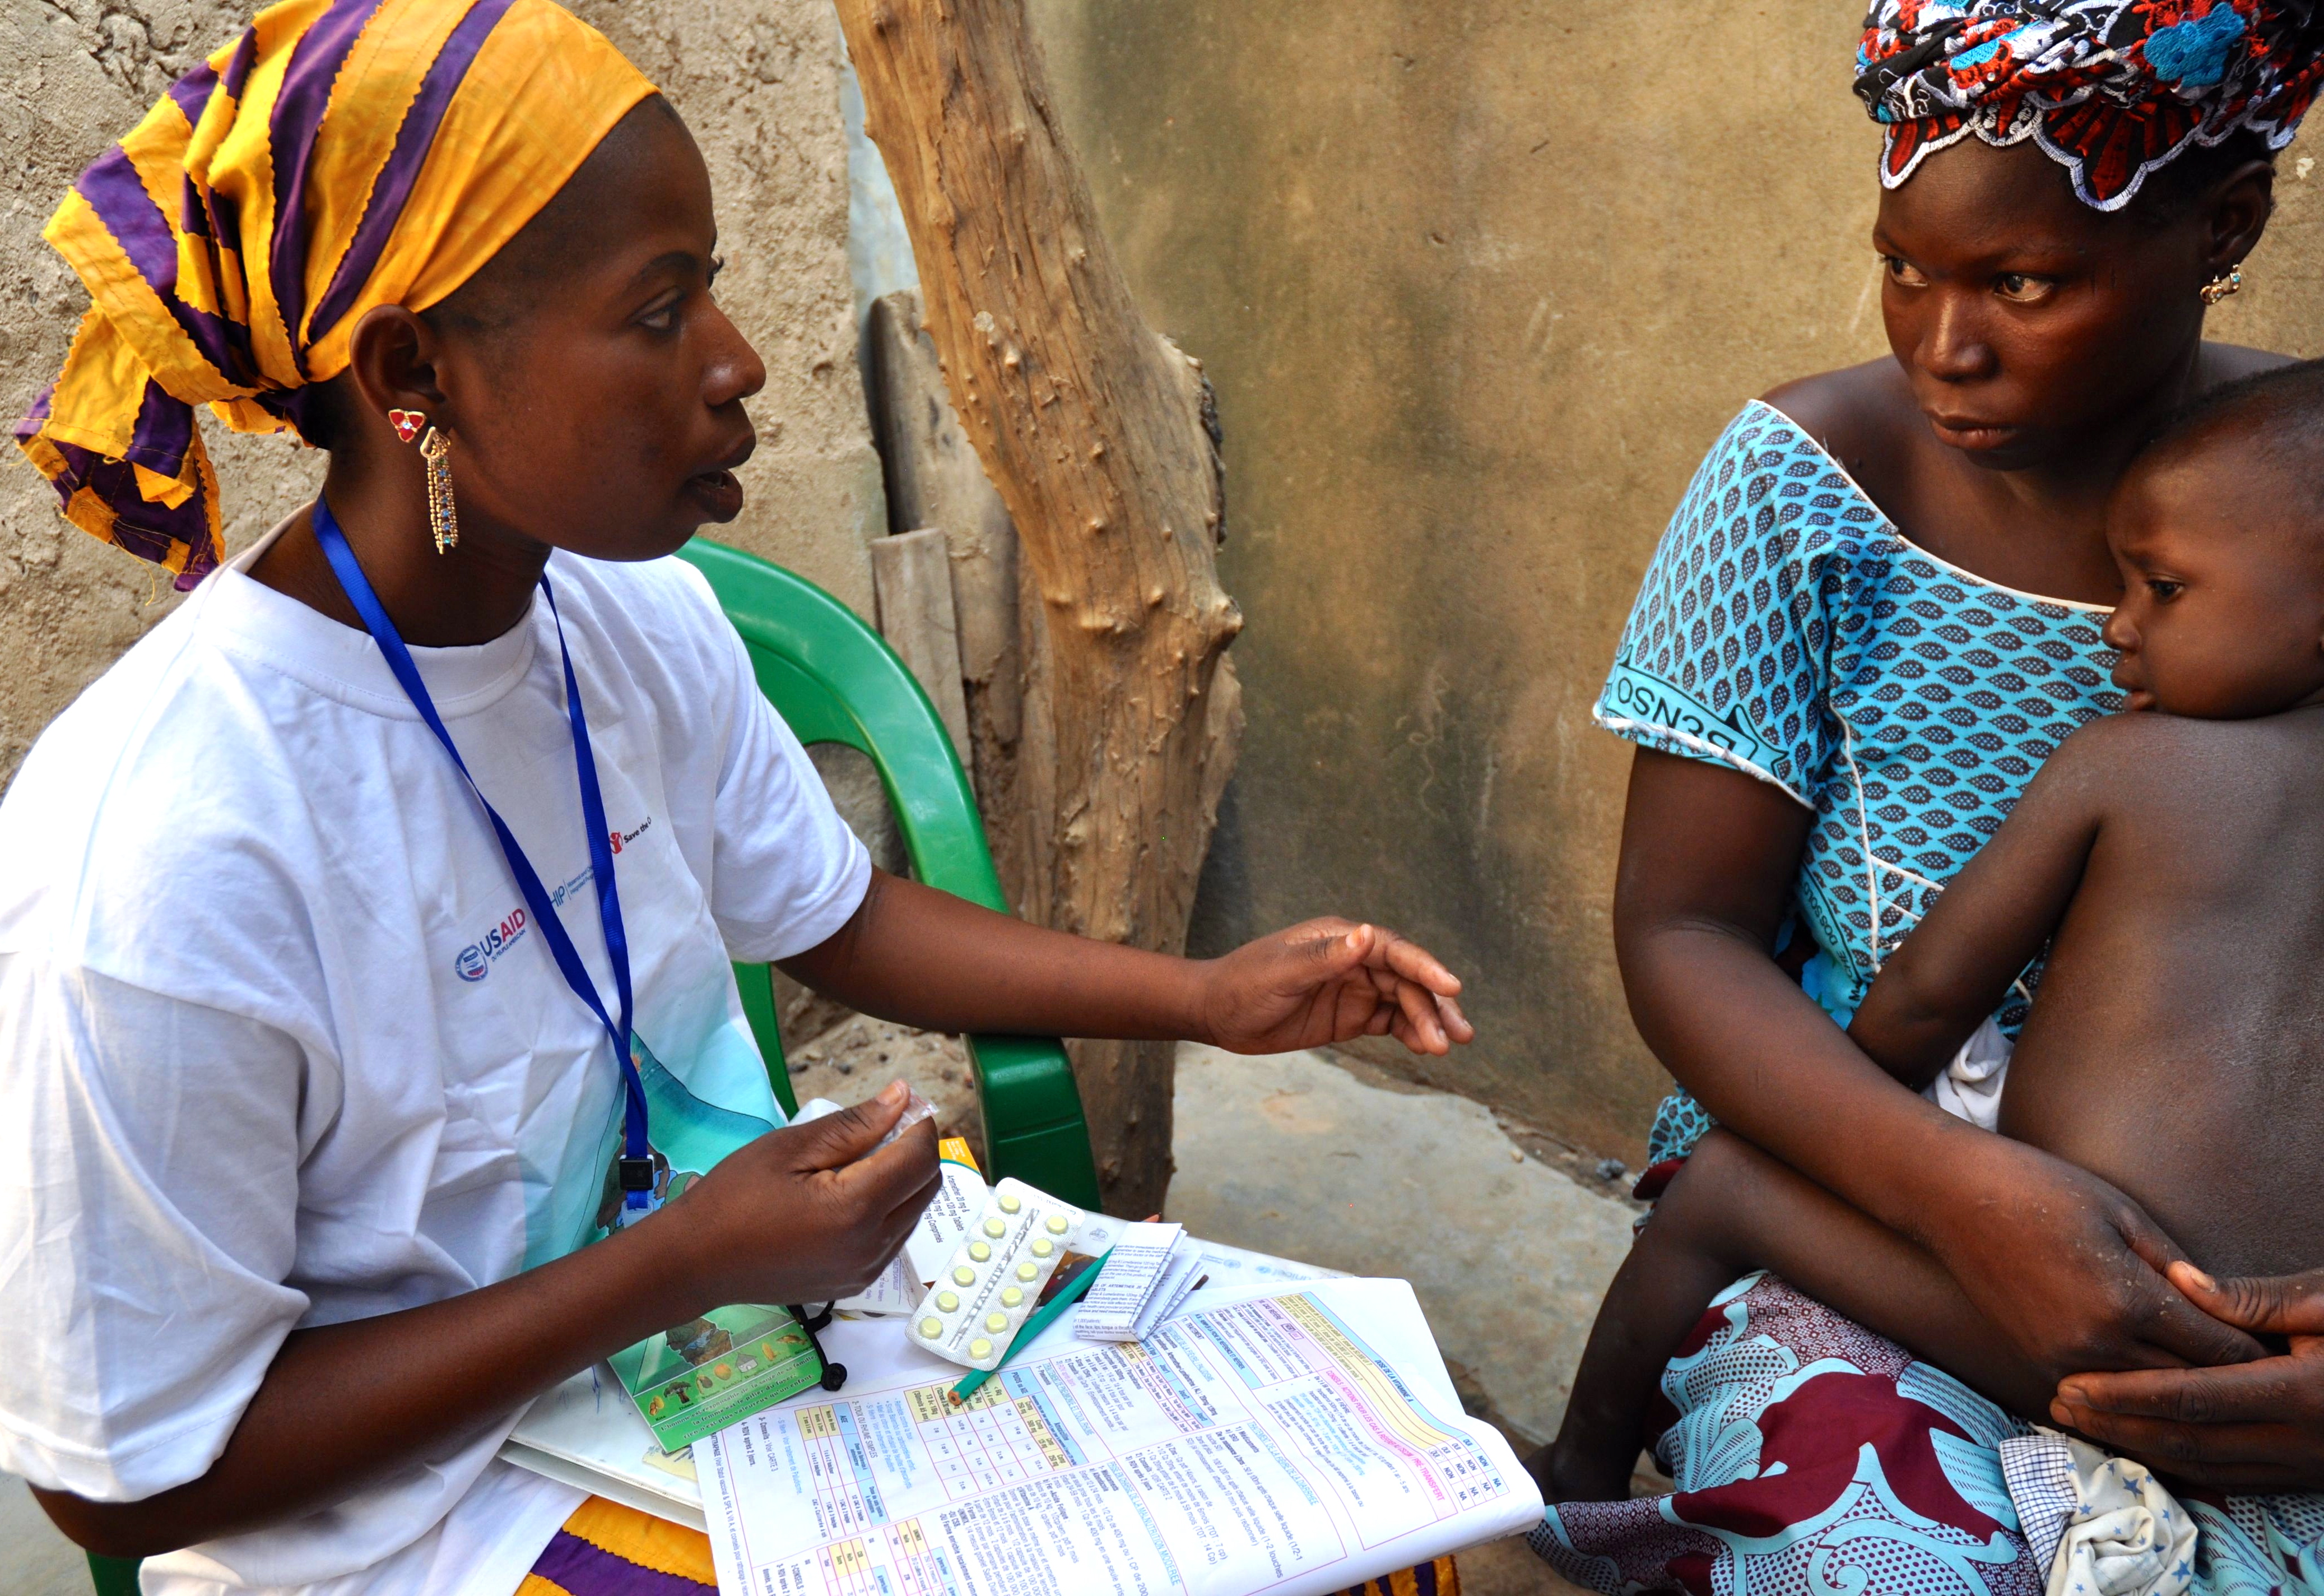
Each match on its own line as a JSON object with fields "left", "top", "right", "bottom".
{"left": 521, "top": 1496, "right": 1464, "bottom": 1596}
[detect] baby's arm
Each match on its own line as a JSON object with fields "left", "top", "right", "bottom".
{"left": 1848, "top": 721, "right": 2117, "bottom": 1087}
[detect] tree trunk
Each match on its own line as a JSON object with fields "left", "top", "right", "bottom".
{"left": 834, "top": 0, "right": 1242, "bottom": 1217}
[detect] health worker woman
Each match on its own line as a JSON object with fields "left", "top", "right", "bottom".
{"left": 0, "top": 3, "right": 1473, "bottom": 1592}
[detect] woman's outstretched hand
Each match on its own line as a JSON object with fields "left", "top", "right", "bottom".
{"left": 1197, "top": 919, "right": 1474, "bottom": 1056}
{"left": 2047, "top": 1261, "right": 2324, "bottom": 1491}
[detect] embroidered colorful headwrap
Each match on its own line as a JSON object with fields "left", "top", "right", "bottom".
{"left": 13, "top": 0, "right": 656, "bottom": 589}
{"left": 1857, "top": 1, "right": 2324, "bottom": 210}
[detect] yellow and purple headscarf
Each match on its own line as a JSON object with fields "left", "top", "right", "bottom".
{"left": 14, "top": 0, "right": 655, "bottom": 589}
{"left": 1857, "top": 1, "right": 2324, "bottom": 210}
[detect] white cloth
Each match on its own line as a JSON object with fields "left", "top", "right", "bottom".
{"left": 1924, "top": 1015, "right": 2014, "bottom": 1132}
{"left": 2000, "top": 1427, "right": 2198, "bottom": 1596}
{"left": 0, "top": 524, "right": 871, "bottom": 1594}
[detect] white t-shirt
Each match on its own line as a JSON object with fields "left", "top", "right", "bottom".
{"left": 0, "top": 526, "right": 871, "bottom": 1594}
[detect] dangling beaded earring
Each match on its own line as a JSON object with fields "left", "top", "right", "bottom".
{"left": 420, "top": 426, "right": 459, "bottom": 554}
{"left": 385, "top": 409, "right": 458, "bottom": 553}
{"left": 2201, "top": 263, "right": 2244, "bottom": 306}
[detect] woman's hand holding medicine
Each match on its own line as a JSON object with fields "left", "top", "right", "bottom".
{"left": 658, "top": 1080, "right": 941, "bottom": 1310}
{"left": 34, "top": 1082, "right": 937, "bottom": 1558}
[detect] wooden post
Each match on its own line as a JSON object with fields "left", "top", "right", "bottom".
{"left": 835, "top": 0, "right": 1242, "bottom": 1215}
{"left": 864, "top": 289, "right": 1033, "bottom": 904}
{"left": 871, "top": 527, "right": 975, "bottom": 786}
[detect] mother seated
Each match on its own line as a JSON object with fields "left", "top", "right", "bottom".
{"left": 1532, "top": 3, "right": 2324, "bottom": 1592}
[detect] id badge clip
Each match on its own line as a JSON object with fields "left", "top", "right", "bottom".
{"left": 616, "top": 1148, "right": 671, "bottom": 1227}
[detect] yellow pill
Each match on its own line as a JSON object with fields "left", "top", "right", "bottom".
{"left": 1045, "top": 1214, "right": 1070, "bottom": 1235}
{"left": 985, "top": 1312, "right": 1008, "bottom": 1333}
{"left": 919, "top": 1317, "right": 943, "bottom": 1339}
{"left": 1016, "top": 1262, "right": 1039, "bottom": 1282}
{"left": 998, "top": 1192, "right": 1022, "bottom": 1214}
{"left": 983, "top": 1217, "right": 1007, "bottom": 1238}
{"left": 1031, "top": 1237, "right": 1054, "bottom": 1258}
{"left": 953, "top": 1266, "right": 976, "bottom": 1287}
{"left": 1001, "top": 1287, "right": 1024, "bottom": 1307}
{"left": 969, "top": 1241, "right": 992, "bottom": 1263}
{"left": 969, "top": 1338, "right": 993, "bottom": 1359}
{"left": 936, "top": 1291, "right": 960, "bottom": 1312}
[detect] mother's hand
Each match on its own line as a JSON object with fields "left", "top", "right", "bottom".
{"left": 1915, "top": 1134, "right": 2267, "bottom": 1386}
{"left": 2048, "top": 1263, "right": 2324, "bottom": 1492}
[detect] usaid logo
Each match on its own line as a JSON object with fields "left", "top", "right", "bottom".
{"left": 455, "top": 907, "right": 529, "bottom": 982}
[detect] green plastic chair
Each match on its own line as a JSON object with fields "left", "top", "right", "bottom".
{"left": 83, "top": 536, "right": 1098, "bottom": 1596}
{"left": 676, "top": 536, "right": 1098, "bottom": 1201}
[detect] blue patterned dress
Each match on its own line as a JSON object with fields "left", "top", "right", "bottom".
{"left": 1597, "top": 401, "right": 2120, "bottom": 1166}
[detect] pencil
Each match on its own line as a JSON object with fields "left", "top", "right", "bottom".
{"left": 949, "top": 1248, "right": 1111, "bottom": 1403}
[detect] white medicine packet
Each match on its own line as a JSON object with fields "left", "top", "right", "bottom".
{"left": 1075, "top": 1220, "right": 1185, "bottom": 1341}
{"left": 904, "top": 1136, "right": 988, "bottom": 1284}
{"left": 1130, "top": 1245, "right": 1207, "bottom": 1340}
{"left": 794, "top": 1090, "right": 949, "bottom": 1312}
{"left": 792, "top": 1088, "right": 938, "bottom": 1151}
{"left": 835, "top": 1251, "right": 919, "bottom": 1315}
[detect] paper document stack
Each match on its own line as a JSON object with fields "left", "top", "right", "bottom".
{"left": 1074, "top": 1219, "right": 1208, "bottom": 1341}
{"left": 501, "top": 1237, "right": 1345, "bottom": 1537}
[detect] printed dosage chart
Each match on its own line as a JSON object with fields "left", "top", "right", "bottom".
{"left": 1204, "top": 1296, "right": 1512, "bottom": 1546}
{"left": 907, "top": 1380, "right": 1081, "bottom": 1497}
{"left": 702, "top": 1283, "right": 1535, "bottom": 1596}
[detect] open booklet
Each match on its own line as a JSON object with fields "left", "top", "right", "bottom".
{"left": 692, "top": 1274, "right": 1543, "bottom": 1596}
{"left": 500, "top": 1237, "right": 1352, "bottom": 1536}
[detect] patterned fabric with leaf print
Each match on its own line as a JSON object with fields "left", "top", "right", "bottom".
{"left": 1594, "top": 402, "right": 2119, "bottom": 1168}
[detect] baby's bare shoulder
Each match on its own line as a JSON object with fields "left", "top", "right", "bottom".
{"left": 2049, "top": 709, "right": 2324, "bottom": 813}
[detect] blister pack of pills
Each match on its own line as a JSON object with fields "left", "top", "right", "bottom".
{"left": 912, "top": 1177, "right": 1085, "bottom": 1370}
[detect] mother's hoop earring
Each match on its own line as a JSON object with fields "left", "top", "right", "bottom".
{"left": 2201, "top": 263, "right": 2244, "bottom": 306}
{"left": 419, "top": 427, "right": 459, "bottom": 554}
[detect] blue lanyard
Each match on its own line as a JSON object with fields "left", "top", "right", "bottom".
{"left": 311, "top": 497, "right": 656, "bottom": 1214}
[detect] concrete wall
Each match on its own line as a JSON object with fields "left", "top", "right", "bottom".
{"left": 17, "top": 1, "right": 2324, "bottom": 1164}
{"left": 1026, "top": 1, "right": 2324, "bottom": 1162}
{"left": 1, "top": 0, "right": 884, "bottom": 783}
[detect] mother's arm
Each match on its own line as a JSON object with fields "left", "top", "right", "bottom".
{"left": 1616, "top": 747, "right": 2262, "bottom": 1382}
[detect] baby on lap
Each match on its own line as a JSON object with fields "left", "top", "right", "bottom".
{"left": 1541, "top": 358, "right": 2324, "bottom": 1501}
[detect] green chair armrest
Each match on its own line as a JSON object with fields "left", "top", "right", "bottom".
{"left": 87, "top": 1553, "right": 141, "bottom": 1596}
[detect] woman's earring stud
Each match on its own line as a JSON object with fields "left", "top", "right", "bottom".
{"left": 420, "top": 427, "right": 458, "bottom": 554}
{"left": 2201, "top": 263, "right": 2244, "bottom": 306}
{"left": 388, "top": 407, "right": 426, "bottom": 444}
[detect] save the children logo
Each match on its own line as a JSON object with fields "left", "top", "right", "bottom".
{"left": 454, "top": 907, "right": 531, "bottom": 982}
